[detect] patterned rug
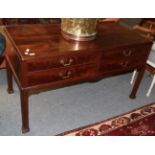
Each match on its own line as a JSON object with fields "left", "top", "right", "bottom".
{"left": 58, "top": 102, "right": 155, "bottom": 136}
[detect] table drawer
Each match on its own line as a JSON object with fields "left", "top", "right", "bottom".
{"left": 27, "top": 53, "right": 97, "bottom": 72}
{"left": 103, "top": 45, "right": 149, "bottom": 61}
{"left": 99, "top": 56, "right": 146, "bottom": 74}
{"left": 27, "top": 63, "right": 96, "bottom": 86}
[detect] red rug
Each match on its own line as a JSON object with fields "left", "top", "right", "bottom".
{"left": 58, "top": 102, "right": 155, "bottom": 136}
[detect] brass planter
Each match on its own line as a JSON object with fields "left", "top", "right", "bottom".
{"left": 61, "top": 18, "right": 98, "bottom": 41}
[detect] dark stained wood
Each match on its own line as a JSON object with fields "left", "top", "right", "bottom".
{"left": 6, "top": 23, "right": 151, "bottom": 61}
{"left": 130, "top": 67, "right": 146, "bottom": 99}
{"left": 6, "top": 59, "right": 14, "bottom": 94}
{"left": 27, "top": 63, "right": 97, "bottom": 86}
{"left": 146, "top": 64, "right": 155, "bottom": 74}
{"left": 5, "top": 23, "right": 153, "bottom": 133}
{"left": 27, "top": 52, "right": 98, "bottom": 72}
{"left": 20, "top": 89, "right": 29, "bottom": 133}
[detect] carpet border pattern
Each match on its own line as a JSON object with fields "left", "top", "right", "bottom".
{"left": 58, "top": 102, "right": 155, "bottom": 136}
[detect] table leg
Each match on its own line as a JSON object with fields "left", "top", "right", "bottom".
{"left": 6, "top": 60, "right": 14, "bottom": 94}
{"left": 20, "top": 89, "right": 30, "bottom": 133}
{"left": 129, "top": 67, "right": 145, "bottom": 99}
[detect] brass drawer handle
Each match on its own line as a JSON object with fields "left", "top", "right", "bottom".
{"left": 59, "top": 71, "right": 72, "bottom": 79}
{"left": 120, "top": 61, "right": 129, "bottom": 67}
{"left": 123, "top": 50, "right": 132, "bottom": 57}
{"left": 60, "top": 58, "right": 73, "bottom": 66}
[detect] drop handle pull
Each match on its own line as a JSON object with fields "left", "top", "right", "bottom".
{"left": 59, "top": 71, "right": 72, "bottom": 79}
{"left": 123, "top": 50, "right": 132, "bottom": 57}
{"left": 120, "top": 61, "right": 129, "bottom": 67}
{"left": 60, "top": 58, "right": 73, "bottom": 66}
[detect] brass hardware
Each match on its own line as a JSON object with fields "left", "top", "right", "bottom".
{"left": 59, "top": 71, "right": 72, "bottom": 79}
{"left": 123, "top": 50, "right": 132, "bottom": 57}
{"left": 120, "top": 61, "right": 129, "bottom": 67}
{"left": 60, "top": 58, "right": 73, "bottom": 66}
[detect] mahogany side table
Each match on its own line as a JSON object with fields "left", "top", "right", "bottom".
{"left": 4, "top": 23, "right": 152, "bottom": 133}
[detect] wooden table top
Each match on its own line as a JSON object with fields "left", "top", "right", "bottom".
{"left": 5, "top": 23, "right": 151, "bottom": 61}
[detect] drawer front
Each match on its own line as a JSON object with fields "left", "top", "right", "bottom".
{"left": 99, "top": 54, "right": 147, "bottom": 74}
{"left": 99, "top": 44, "right": 150, "bottom": 73}
{"left": 27, "top": 64, "right": 96, "bottom": 86}
{"left": 27, "top": 53, "right": 97, "bottom": 72}
{"left": 103, "top": 45, "right": 149, "bottom": 61}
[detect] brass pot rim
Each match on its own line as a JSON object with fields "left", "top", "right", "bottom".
{"left": 61, "top": 31, "right": 97, "bottom": 41}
